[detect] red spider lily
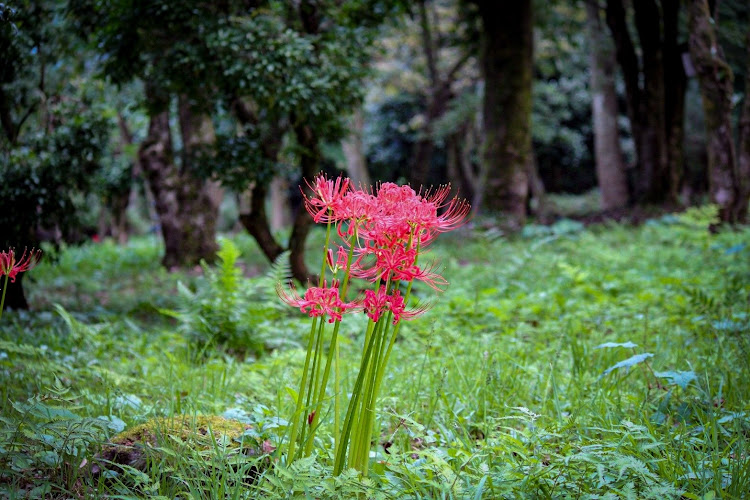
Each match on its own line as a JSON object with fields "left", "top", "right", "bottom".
{"left": 0, "top": 248, "right": 42, "bottom": 283}
{"left": 410, "top": 192, "right": 471, "bottom": 238}
{"left": 386, "top": 290, "right": 431, "bottom": 325}
{"left": 363, "top": 287, "right": 388, "bottom": 322}
{"left": 276, "top": 280, "right": 355, "bottom": 323}
{"left": 303, "top": 174, "right": 350, "bottom": 223}
{"left": 326, "top": 246, "right": 349, "bottom": 273}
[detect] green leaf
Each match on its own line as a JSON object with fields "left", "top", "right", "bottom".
{"left": 595, "top": 341, "right": 638, "bottom": 349}
{"left": 654, "top": 370, "right": 697, "bottom": 390}
{"left": 601, "top": 353, "right": 654, "bottom": 377}
{"left": 285, "top": 386, "right": 298, "bottom": 404}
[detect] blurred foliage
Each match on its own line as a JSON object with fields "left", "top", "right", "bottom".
{"left": 71, "top": 0, "right": 403, "bottom": 192}
{"left": 534, "top": 7, "right": 595, "bottom": 194}
{"left": 0, "top": 98, "right": 111, "bottom": 249}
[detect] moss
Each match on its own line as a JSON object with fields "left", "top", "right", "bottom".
{"left": 111, "top": 415, "right": 247, "bottom": 448}
{"left": 94, "top": 415, "right": 255, "bottom": 475}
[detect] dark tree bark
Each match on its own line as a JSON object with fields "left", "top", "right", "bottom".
{"left": 736, "top": 20, "right": 750, "bottom": 223}
{"left": 605, "top": 0, "right": 687, "bottom": 204}
{"left": 663, "top": 0, "right": 687, "bottom": 202}
{"left": 138, "top": 89, "right": 219, "bottom": 268}
{"left": 289, "top": 123, "right": 319, "bottom": 284}
{"left": 587, "top": 0, "right": 629, "bottom": 210}
{"left": 472, "top": 0, "right": 532, "bottom": 226}
{"left": 688, "top": 0, "right": 741, "bottom": 223}
{"left": 239, "top": 181, "right": 284, "bottom": 263}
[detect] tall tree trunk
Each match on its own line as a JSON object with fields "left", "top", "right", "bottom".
{"left": 177, "top": 95, "right": 222, "bottom": 261}
{"left": 587, "top": 0, "right": 629, "bottom": 210}
{"left": 139, "top": 89, "right": 219, "bottom": 268}
{"left": 605, "top": 0, "right": 686, "bottom": 204}
{"left": 109, "top": 111, "right": 136, "bottom": 245}
{"left": 341, "top": 109, "right": 371, "bottom": 188}
{"left": 289, "top": 123, "right": 319, "bottom": 284}
{"left": 633, "top": 0, "right": 669, "bottom": 201}
{"left": 232, "top": 98, "right": 287, "bottom": 265}
{"left": 270, "top": 176, "right": 292, "bottom": 231}
{"left": 735, "top": 21, "right": 750, "bottom": 223}
{"left": 663, "top": 0, "right": 687, "bottom": 203}
{"left": 473, "top": 0, "right": 532, "bottom": 226}
{"left": 688, "top": 0, "right": 740, "bottom": 223}
{"left": 239, "top": 182, "right": 285, "bottom": 263}
{"left": 410, "top": 0, "right": 445, "bottom": 187}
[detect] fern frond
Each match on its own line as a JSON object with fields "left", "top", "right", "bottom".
{"left": 259, "top": 250, "right": 292, "bottom": 292}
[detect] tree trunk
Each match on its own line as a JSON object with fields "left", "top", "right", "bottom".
{"left": 232, "top": 98, "right": 288, "bottom": 265}
{"left": 587, "top": 0, "right": 629, "bottom": 210}
{"left": 289, "top": 123, "right": 319, "bottom": 284}
{"left": 605, "top": 0, "right": 686, "bottom": 205}
{"left": 177, "top": 95, "right": 222, "bottom": 260}
{"left": 239, "top": 182, "right": 285, "bottom": 263}
{"left": 633, "top": 0, "right": 669, "bottom": 201}
{"left": 108, "top": 112, "right": 136, "bottom": 245}
{"left": 139, "top": 90, "right": 219, "bottom": 268}
{"left": 270, "top": 176, "right": 292, "bottom": 231}
{"left": 688, "top": 0, "right": 740, "bottom": 223}
{"left": 735, "top": 21, "right": 750, "bottom": 223}
{"left": 473, "top": 0, "right": 532, "bottom": 226}
{"left": 663, "top": 0, "right": 687, "bottom": 203}
{"left": 341, "top": 110, "right": 371, "bottom": 188}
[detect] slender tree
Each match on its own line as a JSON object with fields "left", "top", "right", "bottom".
{"left": 605, "top": 0, "right": 687, "bottom": 203}
{"left": 688, "top": 0, "right": 750, "bottom": 223}
{"left": 469, "top": 0, "right": 534, "bottom": 225}
{"left": 587, "top": 0, "right": 629, "bottom": 210}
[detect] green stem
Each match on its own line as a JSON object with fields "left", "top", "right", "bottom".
{"left": 358, "top": 311, "right": 393, "bottom": 474}
{"left": 303, "top": 319, "right": 326, "bottom": 456}
{"left": 286, "top": 316, "right": 318, "bottom": 463}
{"left": 333, "top": 318, "right": 380, "bottom": 475}
{"left": 286, "top": 215, "right": 333, "bottom": 464}
{"left": 0, "top": 274, "right": 8, "bottom": 323}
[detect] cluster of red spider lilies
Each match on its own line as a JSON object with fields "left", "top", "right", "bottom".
{"left": 278, "top": 174, "right": 470, "bottom": 476}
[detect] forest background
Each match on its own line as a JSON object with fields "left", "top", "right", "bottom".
{"left": 1, "top": 0, "right": 750, "bottom": 497}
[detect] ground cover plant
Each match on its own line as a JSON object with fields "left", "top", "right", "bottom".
{"left": 0, "top": 205, "right": 749, "bottom": 498}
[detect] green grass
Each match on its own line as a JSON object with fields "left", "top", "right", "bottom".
{"left": 1, "top": 208, "right": 748, "bottom": 498}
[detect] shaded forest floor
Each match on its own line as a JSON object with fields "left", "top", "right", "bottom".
{"left": 1, "top": 205, "right": 749, "bottom": 498}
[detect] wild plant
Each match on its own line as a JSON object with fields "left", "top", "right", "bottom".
{"left": 0, "top": 247, "right": 42, "bottom": 322}
{"left": 161, "top": 238, "right": 289, "bottom": 358}
{"left": 277, "top": 174, "right": 469, "bottom": 475}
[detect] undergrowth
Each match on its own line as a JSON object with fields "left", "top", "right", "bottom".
{"left": 1, "top": 208, "right": 748, "bottom": 498}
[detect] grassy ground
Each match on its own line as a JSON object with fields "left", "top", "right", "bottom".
{"left": 1, "top": 207, "right": 749, "bottom": 498}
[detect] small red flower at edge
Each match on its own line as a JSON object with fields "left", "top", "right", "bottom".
{"left": 0, "top": 248, "right": 43, "bottom": 283}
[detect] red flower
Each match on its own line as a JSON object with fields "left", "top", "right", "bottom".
{"left": 326, "top": 246, "right": 349, "bottom": 273}
{"left": 363, "top": 287, "right": 388, "bottom": 322}
{"left": 0, "top": 248, "right": 42, "bottom": 283}
{"left": 386, "top": 290, "right": 430, "bottom": 325}
{"left": 277, "top": 280, "right": 354, "bottom": 323}
{"left": 303, "top": 174, "right": 350, "bottom": 223}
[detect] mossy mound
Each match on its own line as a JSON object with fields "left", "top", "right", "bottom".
{"left": 93, "top": 415, "right": 260, "bottom": 474}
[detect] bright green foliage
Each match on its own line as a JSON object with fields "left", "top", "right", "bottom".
{"left": 1, "top": 215, "right": 749, "bottom": 497}
{"left": 160, "top": 239, "right": 291, "bottom": 358}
